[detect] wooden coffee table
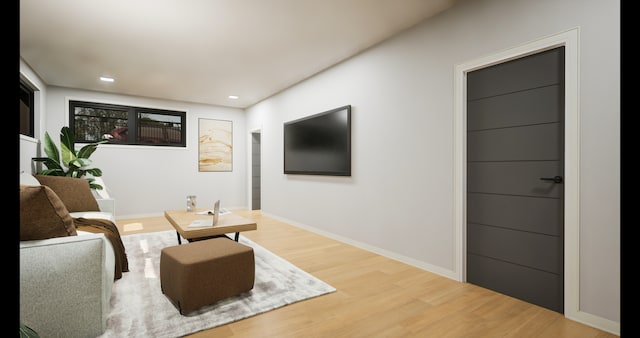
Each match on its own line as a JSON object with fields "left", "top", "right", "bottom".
{"left": 164, "top": 209, "right": 257, "bottom": 244}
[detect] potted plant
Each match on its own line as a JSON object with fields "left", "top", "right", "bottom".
{"left": 32, "top": 126, "right": 108, "bottom": 190}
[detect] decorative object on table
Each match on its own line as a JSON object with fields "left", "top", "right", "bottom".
{"left": 186, "top": 195, "right": 196, "bottom": 211}
{"left": 187, "top": 200, "right": 219, "bottom": 227}
{"left": 99, "top": 230, "right": 335, "bottom": 337}
{"left": 198, "top": 118, "right": 232, "bottom": 172}
{"left": 32, "top": 126, "right": 107, "bottom": 190}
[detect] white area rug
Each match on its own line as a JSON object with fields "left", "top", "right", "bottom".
{"left": 99, "top": 230, "right": 336, "bottom": 337}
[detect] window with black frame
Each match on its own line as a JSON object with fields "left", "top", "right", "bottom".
{"left": 20, "top": 80, "right": 35, "bottom": 138}
{"left": 69, "top": 101, "right": 186, "bottom": 147}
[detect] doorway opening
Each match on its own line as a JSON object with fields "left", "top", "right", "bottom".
{"left": 251, "top": 131, "right": 261, "bottom": 210}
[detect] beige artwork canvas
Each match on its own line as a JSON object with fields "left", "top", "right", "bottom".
{"left": 198, "top": 119, "right": 232, "bottom": 172}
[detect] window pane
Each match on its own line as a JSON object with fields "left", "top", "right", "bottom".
{"left": 19, "top": 81, "right": 35, "bottom": 137}
{"left": 70, "top": 100, "right": 186, "bottom": 147}
{"left": 137, "top": 112, "right": 183, "bottom": 145}
{"left": 74, "top": 107, "right": 128, "bottom": 142}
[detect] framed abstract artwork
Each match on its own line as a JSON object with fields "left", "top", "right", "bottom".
{"left": 198, "top": 118, "right": 232, "bottom": 172}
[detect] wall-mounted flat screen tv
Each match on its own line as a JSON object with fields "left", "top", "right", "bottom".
{"left": 284, "top": 105, "right": 351, "bottom": 176}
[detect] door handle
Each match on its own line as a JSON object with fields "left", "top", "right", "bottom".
{"left": 540, "top": 176, "right": 563, "bottom": 184}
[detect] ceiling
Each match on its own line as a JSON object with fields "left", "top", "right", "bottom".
{"left": 20, "top": 0, "right": 457, "bottom": 109}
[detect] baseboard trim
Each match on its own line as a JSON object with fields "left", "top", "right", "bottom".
{"left": 261, "top": 211, "right": 458, "bottom": 281}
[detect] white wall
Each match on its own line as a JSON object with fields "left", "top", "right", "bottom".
{"left": 42, "top": 87, "right": 248, "bottom": 217}
{"left": 246, "top": 0, "right": 619, "bottom": 333}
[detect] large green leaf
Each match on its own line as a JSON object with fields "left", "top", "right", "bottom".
{"left": 69, "top": 157, "right": 92, "bottom": 168}
{"left": 60, "top": 126, "right": 79, "bottom": 166}
{"left": 32, "top": 157, "right": 63, "bottom": 172}
{"left": 86, "top": 177, "right": 104, "bottom": 190}
{"left": 38, "top": 168, "right": 66, "bottom": 176}
{"left": 89, "top": 182, "right": 104, "bottom": 190}
{"left": 84, "top": 168, "right": 103, "bottom": 176}
{"left": 60, "top": 127, "right": 76, "bottom": 154}
{"left": 42, "top": 132, "right": 60, "bottom": 164}
{"left": 77, "top": 141, "right": 106, "bottom": 159}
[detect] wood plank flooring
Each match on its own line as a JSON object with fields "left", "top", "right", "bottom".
{"left": 115, "top": 210, "right": 618, "bottom": 338}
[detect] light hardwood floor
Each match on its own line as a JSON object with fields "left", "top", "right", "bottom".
{"left": 116, "top": 210, "right": 618, "bottom": 338}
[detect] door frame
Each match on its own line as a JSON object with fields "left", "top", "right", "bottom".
{"left": 453, "top": 28, "right": 579, "bottom": 318}
{"left": 249, "top": 128, "right": 262, "bottom": 210}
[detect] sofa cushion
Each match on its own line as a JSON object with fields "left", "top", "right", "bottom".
{"left": 35, "top": 175, "right": 100, "bottom": 212}
{"left": 20, "top": 184, "right": 77, "bottom": 240}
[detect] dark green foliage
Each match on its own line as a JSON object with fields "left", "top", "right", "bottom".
{"left": 32, "top": 126, "right": 108, "bottom": 190}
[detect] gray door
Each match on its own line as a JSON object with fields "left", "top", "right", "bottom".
{"left": 466, "top": 47, "right": 565, "bottom": 313}
{"left": 251, "top": 132, "right": 261, "bottom": 210}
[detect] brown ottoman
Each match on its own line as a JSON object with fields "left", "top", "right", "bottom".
{"left": 160, "top": 237, "right": 255, "bottom": 314}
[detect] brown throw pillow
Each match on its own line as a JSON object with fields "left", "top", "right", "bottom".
{"left": 35, "top": 175, "right": 100, "bottom": 212}
{"left": 20, "top": 184, "right": 77, "bottom": 241}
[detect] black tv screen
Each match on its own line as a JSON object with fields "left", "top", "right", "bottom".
{"left": 284, "top": 105, "right": 351, "bottom": 176}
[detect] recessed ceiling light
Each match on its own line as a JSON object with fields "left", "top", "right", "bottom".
{"left": 100, "top": 76, "right": 115, "bottom": 82}
{"left": 228, "top": 95, "right": 239, "bottom": 99}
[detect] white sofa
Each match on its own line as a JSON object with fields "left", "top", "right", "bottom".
{"left": 19, "top": 173, "right": 117, "bottom": 338}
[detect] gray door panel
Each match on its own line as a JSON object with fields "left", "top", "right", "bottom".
{"left": 468, "top": 85, "right": 562, "bottom": 131}
{"left": 467, "top": 223, "right": 562, "bottom": 273}
{"left": 467, "top": 123, "right": 561, "bottom": 162}
{"left": 467, "top": 254, "right": 562, "bottom": 312}
{"left": 467, "top": 161, "right": 562, "bottom": 198}
{"left": 466, "top": 47, "right": 564, "bottom": 313}
{"left": 467, "top": 49, "right": 564, "bottom": 100}
{"left": 467, "top": 193, "right": 561, "bottom": 236}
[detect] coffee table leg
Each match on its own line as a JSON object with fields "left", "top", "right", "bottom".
{"left": 176, "top": 231, "right": 182, "bottom": 244}
{"left": 234, "top": 232, "right": 240, "bottom": 241}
